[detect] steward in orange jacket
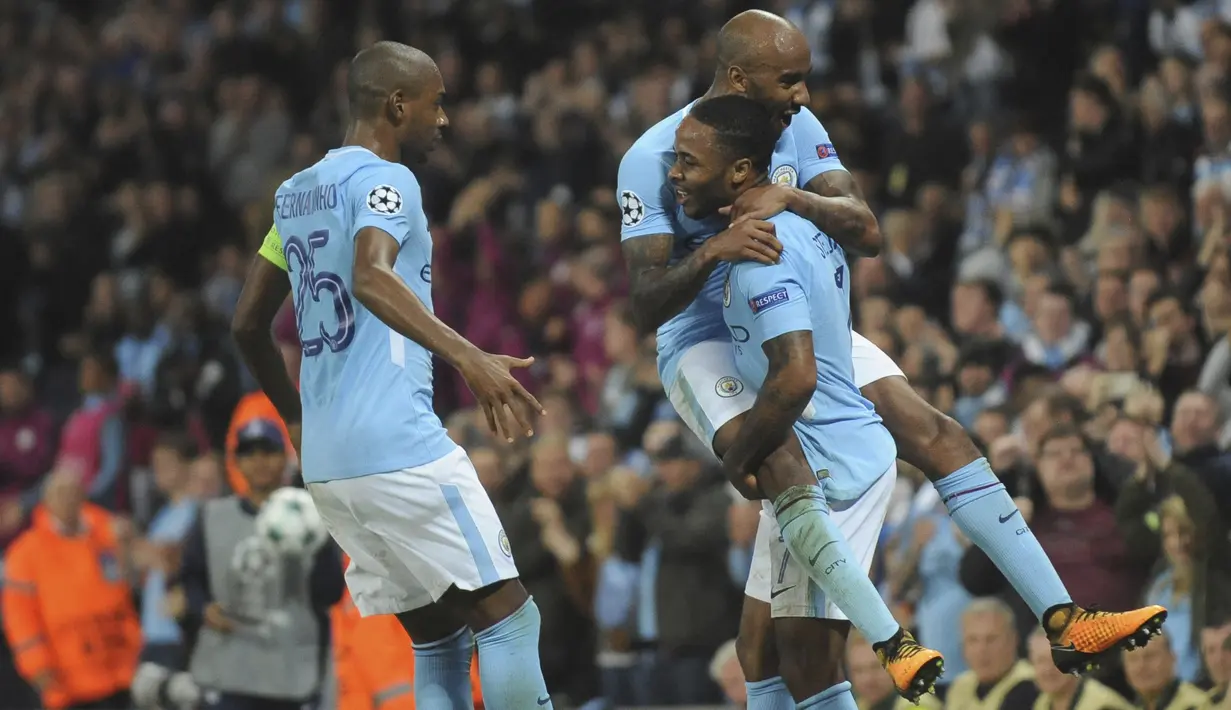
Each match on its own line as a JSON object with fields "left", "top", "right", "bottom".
{"left": 331, "top": 562, "right": 483, "bottom": 710}
{"left": 2, "top": 471, "right": 141, "bottom": 709}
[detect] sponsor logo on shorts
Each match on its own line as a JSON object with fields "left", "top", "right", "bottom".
{"left": 715, "top": 376, "right": 744, "bottom": 398}
{"left": 749, "top": 287, "right": 790, "bottom": 314}
{"left": 771, "top": 164, "right": 798, "bottom": 187}
{"left": 498, "top": 530, "right": 512, "bottom": 558}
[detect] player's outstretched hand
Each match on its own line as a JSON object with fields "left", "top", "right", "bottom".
{"left": 459, "top": 351, "right": 544, "bottom": 442}
{"left": 719, "top": 183, "right": 793, "bottom": 224}
{"left": 702, "top": 219, "right": 781, "bottom": 265}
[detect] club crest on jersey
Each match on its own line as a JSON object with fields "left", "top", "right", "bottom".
{"left": 723, "top": 274, "right": 732, "bottom": 307}
{"left": 366, "top": 184, "right": 402, "bottom": 215}
{"left": 749, "top": 287, "right": 790, "bottom": 314}
{"left": 715, "top": 376, "right": 744, "bottom": 398}
{"left": 498, "top": 530, "right": 512, "bottom": 558}
{"left": 771, "top": 165, "right": 798, "bottom": 187}
{"left": 619, "top": 190, "right": 645, "bottom": 226}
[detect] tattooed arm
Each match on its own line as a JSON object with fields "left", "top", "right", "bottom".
{"left": 622, "top": 233, "right": 719, "bottom": 335}
{"left": 798, "top": 169, "right": 881, "bottom": 257}
{"left": 621, "top": 222, "right": 782, "bottom": 335}
{"left": 721, "top": 331, "right": 817, "bottom": 478}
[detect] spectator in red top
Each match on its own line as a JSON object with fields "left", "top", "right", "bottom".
{"left": 963, "top": 424, "right": 1149, "bottom": 618}
{"left": 55, "top": 351, "right": 127, "bottom": 511}
{"left": 0, "top": 366, "right": 57, "bottom": 548}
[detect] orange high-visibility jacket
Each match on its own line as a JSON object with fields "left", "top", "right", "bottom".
{"left": 2, "top": 504, "right": 141, "bottom": 709}
{"left": 332, "top": 567, "right": 483, "bottom": 710}
{"left": 224, "top": 391, "right": 293, "bottom": 495}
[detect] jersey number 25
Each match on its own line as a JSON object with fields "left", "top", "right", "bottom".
{"left": 285, "top": 229, "right": 356, "bottom": 357}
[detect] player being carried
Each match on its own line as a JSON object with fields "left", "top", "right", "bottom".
{"left": 231, "top": 42, "right": 551, "bottom": 710}
{"left": 617, "top": 11, "right": 1167, "bottom": 709}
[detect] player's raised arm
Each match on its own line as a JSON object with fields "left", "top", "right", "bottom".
{"left": 232, "top": 225, "right": 302, "bottom": 445}
{"left": 618, "top": 142, "right": 781, "bottom": 335}
{"left": 724, "top": 109, "right": 880, "bottom": 257}
{"left": 348, "top": 168, "right": 541, "bottom": 442}
{"left": 721, "top": 258, "right": 816, "bottom": 480}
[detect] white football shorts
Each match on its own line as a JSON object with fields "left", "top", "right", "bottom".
{"left": 665, "top": 331, "right": 905, "bottom": 448}
{"left": 307, "top": 446, "right": 519, "bottom": 616}
{"left": 746, "top": 461, "right": 897, "bottom": 618}
{"left": 663, "top": 331, "right": 904, "bottom": 619}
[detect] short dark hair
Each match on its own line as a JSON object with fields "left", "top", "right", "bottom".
{"left": 958, "top": 279, "right": 1004, "bottom": 310}
{"left": 689, "top": 95, "right": 779, "bottom": 174}
{"left": 154, "top": 430, "right": 197, "bottom": 460}
{"left": 1145, "top": 288, "right": 1186, "bottom": 315}
{"left": 1037, "top": 422, "right": 1090, "bottom": 457}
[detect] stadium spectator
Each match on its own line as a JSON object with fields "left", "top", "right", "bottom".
{"left": 887, "top": 495, "right": 972, "bottom": 690}
{"left": 1121, "top": 632, "right": 1208, "bottom": 710}
{"left": 616, "top": 432, "right": 739, "bottom": 705}
{"left": 1, "top": 468, "right": 141, "bottom": 710}
{"left": 134, "top": 433, "right": 203, "bottom": 670}
{"left": 945, "top": 597, "right": 1037, "bottom": 710}
{"left": 55, "top": 350, "right": 126, "bottom": 510}
{"left": 1202, "top": 616, "right": 1231, "bottom": 706}
{"left": 1026, "top": 631, "right": 1132, "bottom": 710}
{"left": 0, "top": 364, "right": 56, "bottom": 545}
{"left": 497, "top": 434, "right": 598, "bottom": 705}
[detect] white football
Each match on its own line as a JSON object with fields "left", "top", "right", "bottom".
{"left": 255, "top": 487, "right": 327, "bottom": 557}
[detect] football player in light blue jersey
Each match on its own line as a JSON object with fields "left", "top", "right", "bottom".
{"left": 621, "top": 11, "right": 1168, "bottom": 708}
{"left": 670, "top": 95, "right": 938, "bottom": 710}
{"left": 231, "top": 42, "right": 553, "bottom": 710}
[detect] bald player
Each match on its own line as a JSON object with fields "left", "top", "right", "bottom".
{"left": 618, "top": 9, "right": 1168, "bottom": 709}
{"left": 232, "top": 42, "right": 551, "bottom": 710}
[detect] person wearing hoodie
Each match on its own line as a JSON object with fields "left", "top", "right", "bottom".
{"left": 1, "top": 467, "right": 142, "bottom": 710}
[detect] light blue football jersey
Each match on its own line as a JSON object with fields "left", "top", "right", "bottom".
{"left": 617, "top": 103, "right": 846, "bottom": 392}
{"left": 722, "top": 211, "right": 896, "bottom": 503}
{"left": 269, "top": 146, "right": 456, "bottom": 483}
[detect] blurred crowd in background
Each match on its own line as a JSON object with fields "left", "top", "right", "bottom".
{"left": 1, "top": 0, "right": 1231, "bottom": 708}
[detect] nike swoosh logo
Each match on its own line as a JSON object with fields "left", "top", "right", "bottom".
{"left": 770, "top": 586, "right": 795, "bottom": 599}
{"left": 999, "top": 510, "right": 1020, "bottom": 524}
{"left": 809, "top": 541, "right": 838, "bottom": 567}
{"left": 537, "top": 696, "right": 551, "bottom": 706}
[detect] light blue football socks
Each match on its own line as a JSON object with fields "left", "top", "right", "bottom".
{"left": 798, "top": 681, "right": 859, "bottom": 709}
{"left": 472, "top": 597, "right": 553, "bottom": 709}
{"left": 746, "top": 676, "right": 795, "bottom": 710}
{"left": 411, "top": 627, "right": 476, "bottom": 709}
{"left": 773, "top": 484, "right": 901, "bottom": 644}
{"left": 934, "top": 458, "right": 1071, "bottom": 618}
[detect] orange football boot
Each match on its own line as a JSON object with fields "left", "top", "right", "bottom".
{"left": 875, "top": 630, "right": 945, "bottom": 704}
{"left": 1050, "top": 605, "right": 1168, "bottom": 675}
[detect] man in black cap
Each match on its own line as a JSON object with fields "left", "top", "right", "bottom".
{"left": 179, "top": 418, "right": 344, "bottom": 710}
